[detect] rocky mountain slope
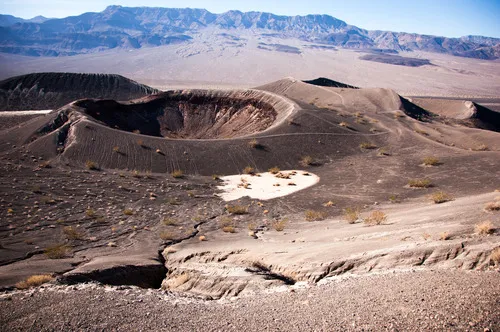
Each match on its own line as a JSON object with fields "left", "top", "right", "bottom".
{"left": 0, "top": 5, "right": 499, "bottom": 59}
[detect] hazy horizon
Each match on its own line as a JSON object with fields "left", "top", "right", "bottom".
{"left": 1, "top": 0, "right": 500, "bottom": 38}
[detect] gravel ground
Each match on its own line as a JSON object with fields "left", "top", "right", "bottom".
{"left": 1, "top": 270, "right": 499, "bottom": 331}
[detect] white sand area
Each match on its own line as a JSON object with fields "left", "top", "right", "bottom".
{"left": 217, "top": 170, "right": 319, "bottom": 201}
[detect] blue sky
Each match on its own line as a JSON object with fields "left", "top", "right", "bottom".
{"left": 1, "top": 0, "right": 499, "bottom": 38}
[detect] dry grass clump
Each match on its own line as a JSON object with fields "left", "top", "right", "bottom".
{"left": 485, "top": 201, "right": 500, "bottom": 211}
{"left": 490, "top": 248, "right": 500, "bottom": 265}
{"left": 63, "top": 226, "right": 85, "bottom": 240}
{"left": 171, "top": 170, "right": 184, "bottom": 179}
{"left": 408, "top": 178, "right": 432, "bottom": 188}
{"left": 359, "top": 142, "right": 378, "bottom": 149}
{"left": 439, "top": 232, "right": 450, "bottom": 241}
{"left": 472, "top": 144, "right": 488, "bottom": 151}
{"left": 220, "top": 217, "right": 237, "bottom": 233}
{"left": 248, "top": 139, "right": 264, "bottom": 149}
{"left": 39, "top": 161, "right": 51, "bottom": 168}
{"left": 414, "top": 128, "right": 429, "bottom": 136}
{"left": 137, "top": 139, "right": 147, "bottom": 148}
{"left": 304, "top": 210, "right": 327, "bottom": 222}
{"left": 162, "top": 217, "right": 177, "bottom": 226}
{"left": 299, "top": 155, "right": 314, "bottom": 167}
{"left": 430, "top": 191, "right": 452, "bottom": 204}
{"left": 15, "top": 275, "right": 53, "bottom": 289}
{"left": 222, "top": 225, "right": 236, "bottom": 233}
{"left": 227, "top": 205, "right": 249, "bottom": 215}
{"left": 389, "top": 195, "right": 401, "bottom": 203}
{"left": 112, "top": 146, "right": 120, "bottom": 153}
{"left": 85, "top": 160, "right": 99, "bottom": 170}
{"left": 86, "top": 209, "right": 97, "bottom": 218}
{"left": 198, "top": 235, "right": 207, "bottom": 241}
{"left": 323, "top": 201, "right": 335, "bottom": 207}
{"left": 243, "top": 166, "right": 256, "bottom": 175}
{"left": 212, "top": 174, "right": 220, "bottom": 180}
{"left": 475, "top": 221, "right": 494, "bottom": 235}
{"left": 339, "top": 121, "right": 349, "bottom": 128}
{"left": 378, "top": 147, "right": 391, "bottom": 156}
{"left": 364, "top": 210, "right": 387, "bottom": 225}
{"left": 123, "top": 209, "right": 134, "bottom": 216}
{"left": 268, "top": 166, "right": 281, "bottom": 174}
{"left": 44, "top": 244, "right": 68, "bottom": 259}
{"left": 422, "top": 156, "right": 440, "bottom": 166}
{"left": 272, "top": 219, "right": 288, "bottom": 232}
{"left": 159, "top": 231, "right": 175, "bottom": 241}
{"left": 344, "top": 207, "right": 360, "bottom": 224}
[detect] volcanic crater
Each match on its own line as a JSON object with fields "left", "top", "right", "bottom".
{"left": 76, "top": 89, "right": 295, "bottom": 139}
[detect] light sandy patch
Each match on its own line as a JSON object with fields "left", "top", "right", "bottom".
{"left": 0, "top": 110, "right": 52, "bottom": 116}
{"left": 217, "top": 170, "right": 319, "bottom": 201}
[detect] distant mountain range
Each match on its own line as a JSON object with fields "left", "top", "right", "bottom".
{"left": 1, "top": 5, "right": 499, "bottom": 59}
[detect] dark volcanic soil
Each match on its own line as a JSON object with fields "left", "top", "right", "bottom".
{"left": 0, "top": 75, "right": 499, "bottom": 330}
{"left": 1, "top": 270, "right": 499, "bottom": 331}
{"left": 0, "top": 72, "right": 159, "bottom": 111}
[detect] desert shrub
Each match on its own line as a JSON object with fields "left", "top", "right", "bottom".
{"left": 364, "top": 210, "right": 387, "bottom": 225}
{"left": 273, "top": 219, "right": 288, "bottom": 232}
{"left": 41, "top": 196, "right": 56, "bottom": 205}
{"left": 39, "top": 161, "right": 51, "bottom": 168}
{"left": 339, "top": 122, "right": 349, "bottom": 127}
{"left": 167, "top": 198, "right": 182, "bottom": 205}
{"left": 248, "top": 139, "right": 264, "bottom": 149}
{"left": 85, "top": 160, "right": 99, "bottom": 170}
{"left": 475, "top": 221, "right": 494, "bottom": 235}
{"left": 212, "top": 174, "right": 221, "bottom": 180}
{"left": 430, "top": 191, "right": 452, "bottom": 204}
{"left": 378, "top": 147, "right": 391, "bottom": 156}
{"left": 86, "top": 209, "right": 97, "bottom": 218}
{"left": 439, "top": 232, "right": 450, "bottom": 241}
{"left": 247, "top": 222, "right": 257, "bottom": 231}
{"left": 160, "top": 231, "right": 175, "bottom": 241}
{"left": 268, "top": 166, "right": 281, "bottom": 174}
{"left": 222, "top": 226, "right": 236, "bottom": 233}
{"left": 199, "top": 235, "right": 207, "bottom": 241}
{"left": 491, "top": 248, "right": 500, "bottom": 265}
{"left": 389, "top": 195, "right": 401, "bottom": 203}
{"left": 359, "top": 142, "right": 378, "bottom": 149}
{"left": 408, "top": 178, "right": 432, "bottom": 188}
{"left": 163, "top": 217, "right": 177, "bottom": 226}
{"left": 44, "top": 244, "right": 68, "bottom": 259}
{"left": 15, "top": 275, "right": 53, "bottom": 289}
{"left": 344, "top": 207, "right": 360, "bottom": 223}
{"left": 113, "top": 146, "right": 120, "bottom": 153}
{"left": 305, "top": 210, "right": 327, "bottom": 222}
{"left": 473, "top": 144, "right": 488, "bottom": 151}
{"left": 414, "top": 129, "right": 429, "bottom": 136}
{"left": 300, "top": 155, "right": 314, "bottom": 167}
{"left": 137, "top": 139, "right": 146, "bottom": 148}
{"left": 227, "top": 205, "right": 249, "bottom": 215}
{"left": 123, "top": 209, "right": 134, "bottom": 216}
{"left": 243, "top": 166, "right": 256, "bottom": 175}
{"left": 323, "top": 201, "right": 335, "bottom": 207}
{"left": 63, "top": 226, "right": 85, "bottom": 240}
{"left": 171, "top": 170, "right": 184, "bottom": 179}
{"left": 423, "top": 156, "right": 440, "bottom": 166}
{"left": 485, "top": 201, "right": 500, "bottom": 211}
